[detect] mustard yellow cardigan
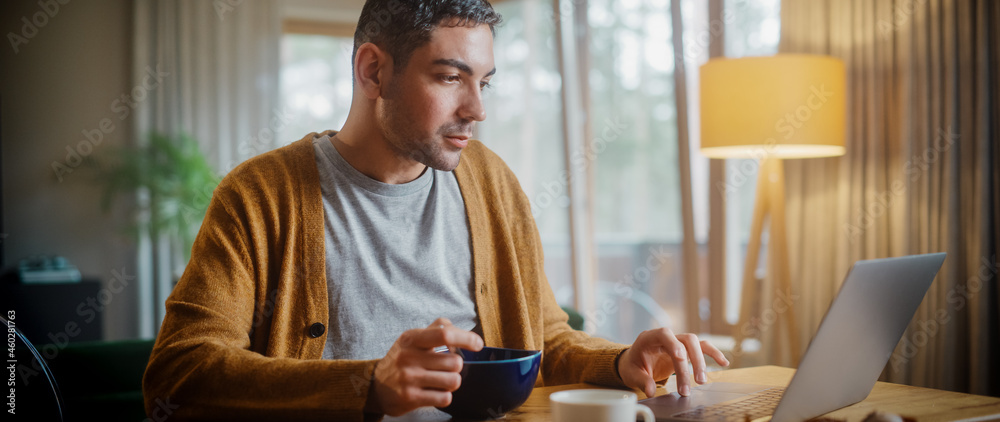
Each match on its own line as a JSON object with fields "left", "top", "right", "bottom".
{"left": 142, "top": 132, "right": 629, "bottom": 420}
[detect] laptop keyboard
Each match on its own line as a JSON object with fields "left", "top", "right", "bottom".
{"left": 672, "top": 387, "right": 786, "bottom": 421}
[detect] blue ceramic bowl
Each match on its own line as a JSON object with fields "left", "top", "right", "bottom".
{"left": 437, "top": 346, "right": 542, "bottom": 420}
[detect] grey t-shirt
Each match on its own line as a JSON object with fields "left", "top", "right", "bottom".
{"left": 313, "top": 135, "right": 479, "bottom": 360}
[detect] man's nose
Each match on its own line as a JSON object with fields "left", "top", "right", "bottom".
{"left": 459, "top": 85, "right": 487, "bottom": 122}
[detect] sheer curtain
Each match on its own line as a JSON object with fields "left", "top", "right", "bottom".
{"left": 778, "top": 0, "right": 998, "bottom": 395}
{"left": 132, "top": 0, "right": 283, "bottom": 337}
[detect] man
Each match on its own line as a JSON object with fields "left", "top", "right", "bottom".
{"left": 142, "top": 0, "right": 728, "bottom": 420}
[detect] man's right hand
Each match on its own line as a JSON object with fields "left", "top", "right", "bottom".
{"left": 365, "top": 318, "right": 484, "bottom": 416}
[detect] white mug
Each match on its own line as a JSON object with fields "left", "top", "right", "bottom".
{"left": 550, "top": 389, "right": 655, "bottom": 422}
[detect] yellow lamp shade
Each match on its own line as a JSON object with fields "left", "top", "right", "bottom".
{"left": 699, "top": 54, "right": 846, "bottom": 159}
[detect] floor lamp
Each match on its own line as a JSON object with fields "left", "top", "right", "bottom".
{"left": 699, "top": 55, "right": 846, "bottom": 365}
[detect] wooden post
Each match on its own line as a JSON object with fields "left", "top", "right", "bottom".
{"left": 670, "top": 0, "right": 704, "bottom": 334}
{"left": 732, "top": 157, "right": 801, "bottom": 365}
{"left": 706, "top": 0, "right": 730, "bottom": 335}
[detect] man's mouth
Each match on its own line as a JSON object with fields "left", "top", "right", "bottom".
{"left": 444, "top": 134, "right": 471, "bottom": 149}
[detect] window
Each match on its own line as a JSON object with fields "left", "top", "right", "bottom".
{"left": 481, "top": 0, "right": 781, "bottom": 344}
{"left": 587, "top": 0, "right": 687, "bottom": 343}
{"left": 278, "top": 34, "right": 354, "bottom": 144}
{"left": 481, "top": 0, "right": 700, "bottom": 343}
{"left": 477, "top": 0, "right": 575, "bottom": 309}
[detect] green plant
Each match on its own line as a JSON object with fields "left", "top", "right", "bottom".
{"left": 89, "top": 132, "right": 220, "bottom": 259}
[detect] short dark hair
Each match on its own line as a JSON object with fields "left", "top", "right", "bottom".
{"left": 352, "top": 0, "right": 503, "bottom": 73}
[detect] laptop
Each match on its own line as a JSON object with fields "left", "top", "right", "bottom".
{"left": 640, "top": 253, "right": 947, "bottom": 421}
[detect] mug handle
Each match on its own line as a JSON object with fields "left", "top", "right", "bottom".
{"left": 635, "top": 403, "right": 655, "bottom": 422}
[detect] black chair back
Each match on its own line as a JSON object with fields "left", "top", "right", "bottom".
{"left": 2, "top": 315, "right": 64, "bottom": 422}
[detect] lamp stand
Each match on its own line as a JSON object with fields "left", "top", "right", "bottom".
{"left": 732, "top": 157, "right": 801, "bottom": 366}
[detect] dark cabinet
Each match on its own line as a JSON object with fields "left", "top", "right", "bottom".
{"left": 1, "top": 281, "right": 104, "bottom": 346}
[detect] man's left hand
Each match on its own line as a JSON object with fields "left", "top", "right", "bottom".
{"left": 617, "top": 329, "right": 730, "bottom": 399}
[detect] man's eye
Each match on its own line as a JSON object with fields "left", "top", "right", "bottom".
{"left": 442, "top": 75, "right": 461, "bottom": 83}
{"left": 480, "top": 81, "right": 492, "bottom": 91}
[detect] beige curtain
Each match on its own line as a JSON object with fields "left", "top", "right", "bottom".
{"left": 777, "top": 0, "right": 999, "bottom": 395}
{"left": 132, "top": 0, "right": 283, "bottom": 337}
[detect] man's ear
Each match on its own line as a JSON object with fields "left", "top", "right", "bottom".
{"left": 354, "top": 42, "right": 391, "bottom": 100}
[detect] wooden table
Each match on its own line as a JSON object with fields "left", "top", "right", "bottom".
{"left": 386, "top": 365, "right": 1000, "bottom": 421}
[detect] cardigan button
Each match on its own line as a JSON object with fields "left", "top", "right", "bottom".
{"left": 308, "top": 322, "right": 325, "bottom": 338}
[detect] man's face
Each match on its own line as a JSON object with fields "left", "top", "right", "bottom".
{"left": 376, "top": 23, "right": 495, "bottom": 172}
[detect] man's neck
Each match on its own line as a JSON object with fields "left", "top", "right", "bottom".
{"left": 329, "top": 131, "right": 428, "bottom": 185}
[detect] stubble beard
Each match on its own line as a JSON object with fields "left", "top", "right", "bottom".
{"left": 379, "top": 80, "right": 471, "bottom": 172}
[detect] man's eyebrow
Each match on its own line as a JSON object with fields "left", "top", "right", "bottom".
{"left": 432, "top": 58, "right": 497, "bottom": 78}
